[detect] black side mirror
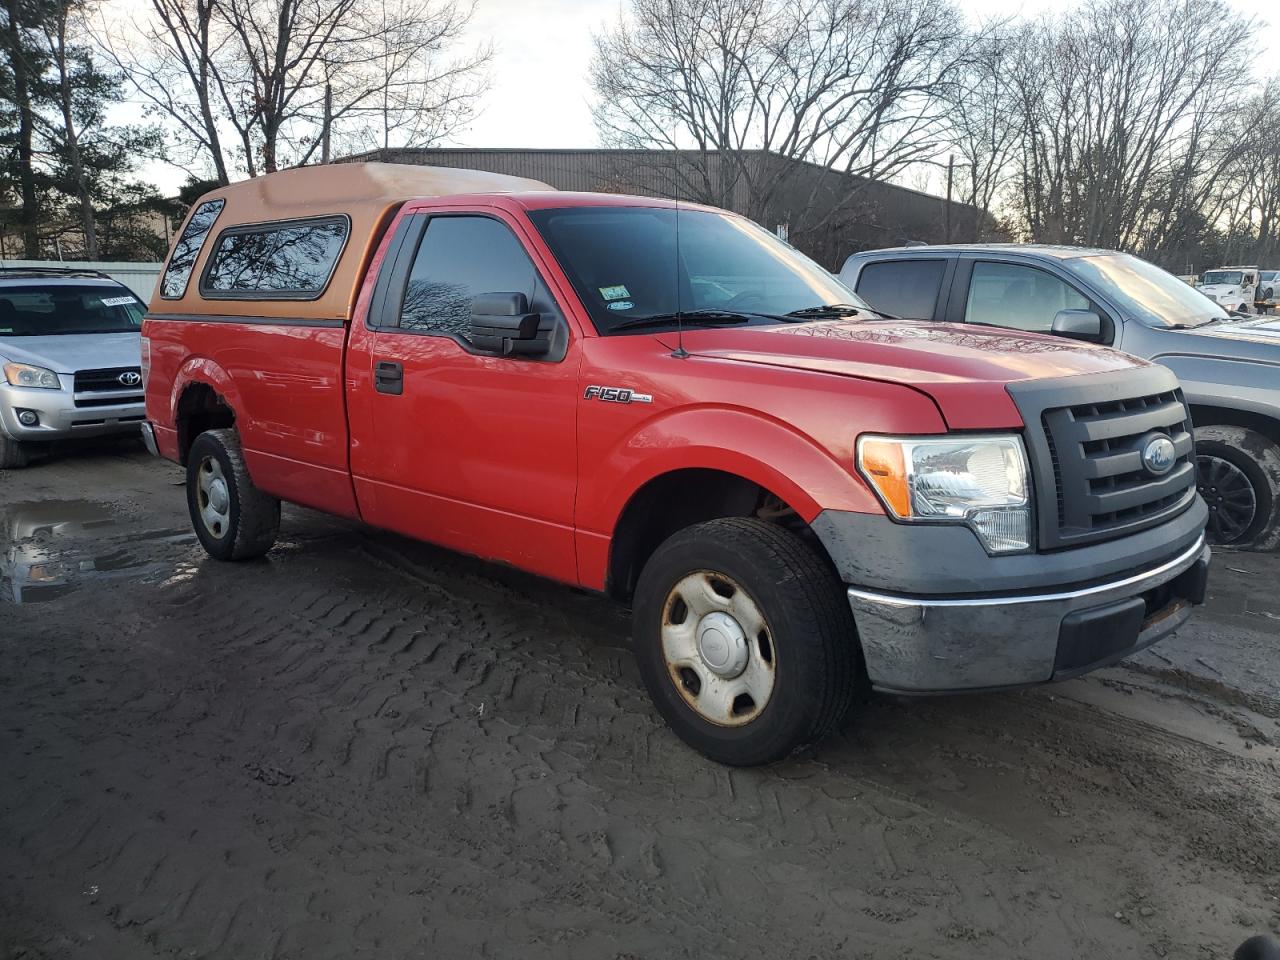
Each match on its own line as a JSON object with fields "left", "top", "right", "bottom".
{"left": 1051, "top": 308, "right": 1103, "bottom": 341}
{"left": 470, "top": 292, "right": 544, "bottom": 356}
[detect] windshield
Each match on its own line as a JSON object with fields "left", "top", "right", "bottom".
{"left": 0, "top": 284, "right": 145, "bottom": 336}
{"left": 1260, "top": 271, "right": 1278, "bottom": 281}
{"left": 1062, "top": 254, "right": 1228, "bottom": 328}
{"left": 1200, "top": 270, "right": 1244, "bottom": 286}
{"left": 526, "top": 205, "right": 868, "bottom": 333}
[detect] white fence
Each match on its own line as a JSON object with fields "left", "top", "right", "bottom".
{"left": 0, "top": 260, "right": 164, "bottom": 302}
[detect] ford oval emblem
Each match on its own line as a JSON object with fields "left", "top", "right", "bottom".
{"left": 1142, "top": 435, "right": 1176, "bottom": 476}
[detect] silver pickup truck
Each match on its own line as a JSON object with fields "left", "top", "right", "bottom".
{"left": 0, "top": 268, "right": 147, "bottom": 468}
{"left": 839, "top": 245, "right": 1280, "bottom": 550}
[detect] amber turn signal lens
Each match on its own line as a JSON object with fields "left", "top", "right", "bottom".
{"left": 858, "top": 437, "right": 911, "bottom": 517}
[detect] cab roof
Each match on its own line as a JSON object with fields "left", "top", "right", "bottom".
{"left": 848, "top": 243, "right": 1119, "bottom": 260}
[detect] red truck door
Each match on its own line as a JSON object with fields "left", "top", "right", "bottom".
{"left": 345, "top": 208, "right": 582, "bottom": 584}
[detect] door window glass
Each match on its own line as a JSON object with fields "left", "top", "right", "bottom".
{"left": 400, "top": 216, "right": 537, "bottom": 339}
{"left": 160, "top": 199, "right": 223, "bottom": 299}
{"left": 964, "top": 261, "right": 1089, "bottom": 332}
{"left": 854, "top": 259, "right": 947, "bottom": 319}
{"left": 202, "top": 217, "right": 348, "bottom": 298}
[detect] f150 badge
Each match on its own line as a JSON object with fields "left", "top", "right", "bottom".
{"left": 584, "top": 385, "right": 653, "bottom": 404}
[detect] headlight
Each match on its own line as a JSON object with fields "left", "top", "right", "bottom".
{"left": 856, "top": 434, "right": 1032, "bottom": 554}
{"left": 3, "top": 362, "right": 61, "bottom": 389}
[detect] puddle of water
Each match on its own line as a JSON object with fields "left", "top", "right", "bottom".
{"left": 1, "top": 500, "right": 193, "bottom": 604}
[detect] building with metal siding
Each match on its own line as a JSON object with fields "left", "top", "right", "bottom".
{"left": 340, "top": 148, "right": 984, "bottom": 269}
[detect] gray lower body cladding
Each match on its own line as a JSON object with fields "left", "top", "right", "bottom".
{"left": 814, "top": 506, "right": 1209, "bottom": 693}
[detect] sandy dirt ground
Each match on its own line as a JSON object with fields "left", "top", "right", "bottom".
{"left": 2, "top": 443, "right": 1278, "bottom": 960}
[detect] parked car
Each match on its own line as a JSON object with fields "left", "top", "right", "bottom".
{"left": 0, "top": 268, "right": 147, "bottom": 468}
{"left": 142, "top": 164, "right": 1209, "bottom": 765}
{"left": 840, "top": 245, "right": 1280, "bottom": 551}
{"left": 1197, "top": 265, "right": 1258, "bottom": 313}
{"left": 1258, "top": 269, "right": 1279, "bottom": 311}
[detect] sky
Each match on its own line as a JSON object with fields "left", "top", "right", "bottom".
{"left": 458, "top": 0, "right": 1276, "bottom": 152}
{"left": 119, "top": 0, "right": 1277, "bottom": 194}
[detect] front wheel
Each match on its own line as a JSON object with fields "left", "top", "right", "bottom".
{"left": 0, "top": 435, "right": 30, "bottom": 469}
{"left": 1196, "top": 425, "right": 1280, "bottom": 551}
{"left": 632, "top": 517, "right": 862, "bottom": 766}
{"left": 186, "top": 428, "right": 280, "bottom": 561}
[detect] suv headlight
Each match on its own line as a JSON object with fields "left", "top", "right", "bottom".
{"left": 3, "top": 362, "right": 61, "bottom": 389}
{"left": 856, "top": 434, "right": 1032, "bottom": 554}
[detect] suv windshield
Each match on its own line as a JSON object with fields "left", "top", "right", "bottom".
{"left": 526, "top": 205, "right": 868, "bottom": 333}
{"left": 1062, "top": 254, "right": 1228, "bottom": 328}
{"left": 0, "top": 284, "right": 145, "bottom": 336}
{"left": 1200, "top": 270, "right": 1244, "bottom": 286}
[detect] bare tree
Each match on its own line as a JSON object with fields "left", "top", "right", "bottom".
{"left": 590, "top": 0, "right": 976, "bottom": 246}
{"left": 100, "top": 0, "right": 234, "bottom": 184}
{"left": 1007, "top": 0, "right": 1255, "bottom": 251}
{"left": 944, "top": 26, "right": 1023, "bottom": 240}
{"left": 299, "top": 0, "right": 490, "bottom": 163}
{"left": 101, "top": 0, "right": 487, "bottom": 183}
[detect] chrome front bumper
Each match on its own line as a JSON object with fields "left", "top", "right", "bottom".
{"left": 847, "top": 536, "right": 1210, "bottom": 693}
{"left": 0, "top": 379, "right": 145, "bottom": 442}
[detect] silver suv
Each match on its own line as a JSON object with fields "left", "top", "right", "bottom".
{"left": 0, "top": 268, "right": 147, "bottom": 468}
{"left": 840, "top": 245, "right": 1280, "bottom": 550}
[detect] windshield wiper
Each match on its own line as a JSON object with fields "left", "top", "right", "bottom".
{"left": 783, "top": 302, "right": 896, "bottom": 321}
{"left": 608, "top": 310, "right": 753, "bottom": 333}
{"left": 785, "top": 303, "right": 868, "bottom": 319}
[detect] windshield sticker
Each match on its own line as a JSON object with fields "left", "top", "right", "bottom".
{"left": 607, "top": 300, "right": 635, "bottom": 311}
{"left": 599, "top": 285, "right": 630, "bottom": 301}
{"left": 98, "top": 296, "right": 136, "bottom": 307}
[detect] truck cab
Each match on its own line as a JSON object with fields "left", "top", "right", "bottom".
{"left": 1198, "top": 266, "right": 1259, "bottom": 314}
{"left": 143, "top": 165, "right": 1210, "bottom": 766}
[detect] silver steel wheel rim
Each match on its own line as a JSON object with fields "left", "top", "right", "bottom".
{"left": 196, "top": 456, "right": 231, "bottom": 540}
{"left": 661, "top": 570, "right": 776, "bottom": 727}
{"left": 1197, "top": 454, "right": 1257, "bottom": 543}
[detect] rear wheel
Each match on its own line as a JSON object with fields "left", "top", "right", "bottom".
{"left": 186, "top": 429, "right": 280, "bottom": 561}
{"left": 632, "top": 517, "right": 861, "bottom": 766}
{"left": 0, "top": 435, "right": 29, "bottom": 469}
{"left": 1196, "top": 425, "right": 1280, "bottom": 550}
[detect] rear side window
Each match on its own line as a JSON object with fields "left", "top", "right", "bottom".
{"left": 854, "top": 259, "right": 947, "bottom": 319}
{"left": 399, "top": 216, "right": 536, "bottom": 339}
{"left": 201, "top": 216, "right": 349, "bottom": 299}
{"left": 160, "top": 199, "right": 224, "bottom": 299}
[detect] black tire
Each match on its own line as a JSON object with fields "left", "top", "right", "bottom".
{"left": 632, "top": 517, "right": 862, "bottom": 766}
{"left": 1196, "top": 425, "right": 1280, "bottom": 551}
{"left": 186, "top": 428, "right": 280, "bottom": 561}
{"left": 0, "top": 435, "right": 29, "bottom": 469}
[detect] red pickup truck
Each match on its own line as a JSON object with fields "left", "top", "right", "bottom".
{"left": 142, "top": 163, "right": 1211, "bottom": 765}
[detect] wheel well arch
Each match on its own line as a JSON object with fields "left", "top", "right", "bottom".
{"left": 605, "top": 467, "right": 835, "bottom": 601}
{"left": 1189, "top": 404, "right": 1280, "bottom": 447}
{"left": 175, "top": 381, "right": 236, "bottom": 465}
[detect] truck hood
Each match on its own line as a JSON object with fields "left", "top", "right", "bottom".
{"left": 1148, "top": 316, "right": 1280, "bottom": 364}
{"left": 661, "top": 319, "right": 1147, "bottom": 429}
{"left": 0, "top": 332, "right": 141, "bottom": 375}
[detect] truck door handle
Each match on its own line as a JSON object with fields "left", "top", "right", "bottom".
{"left": 374, "top": 360, "right": 403, "bottom": 395}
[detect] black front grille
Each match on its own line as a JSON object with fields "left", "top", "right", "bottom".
{"left": 73, "top": 367, "right": 143, "bottom": 408}
{"left": 74, "top": 367, "right": 141, "bottom": 393}
{"left": 1040, "top": 389, "right": 1196, "bottom": 547}
{"left": 75, "top": 394, "right": 144, "bottom": 408}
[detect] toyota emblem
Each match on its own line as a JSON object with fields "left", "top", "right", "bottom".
{"left": 1141, "top": 435, "right": 1176, "bottom": 476}
{"left": 118, "top": 371, "right": 142, "bottom": 387}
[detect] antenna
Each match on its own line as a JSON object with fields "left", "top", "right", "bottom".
{"left": 672, "top": 199, "right": 689, "bottom": 359}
